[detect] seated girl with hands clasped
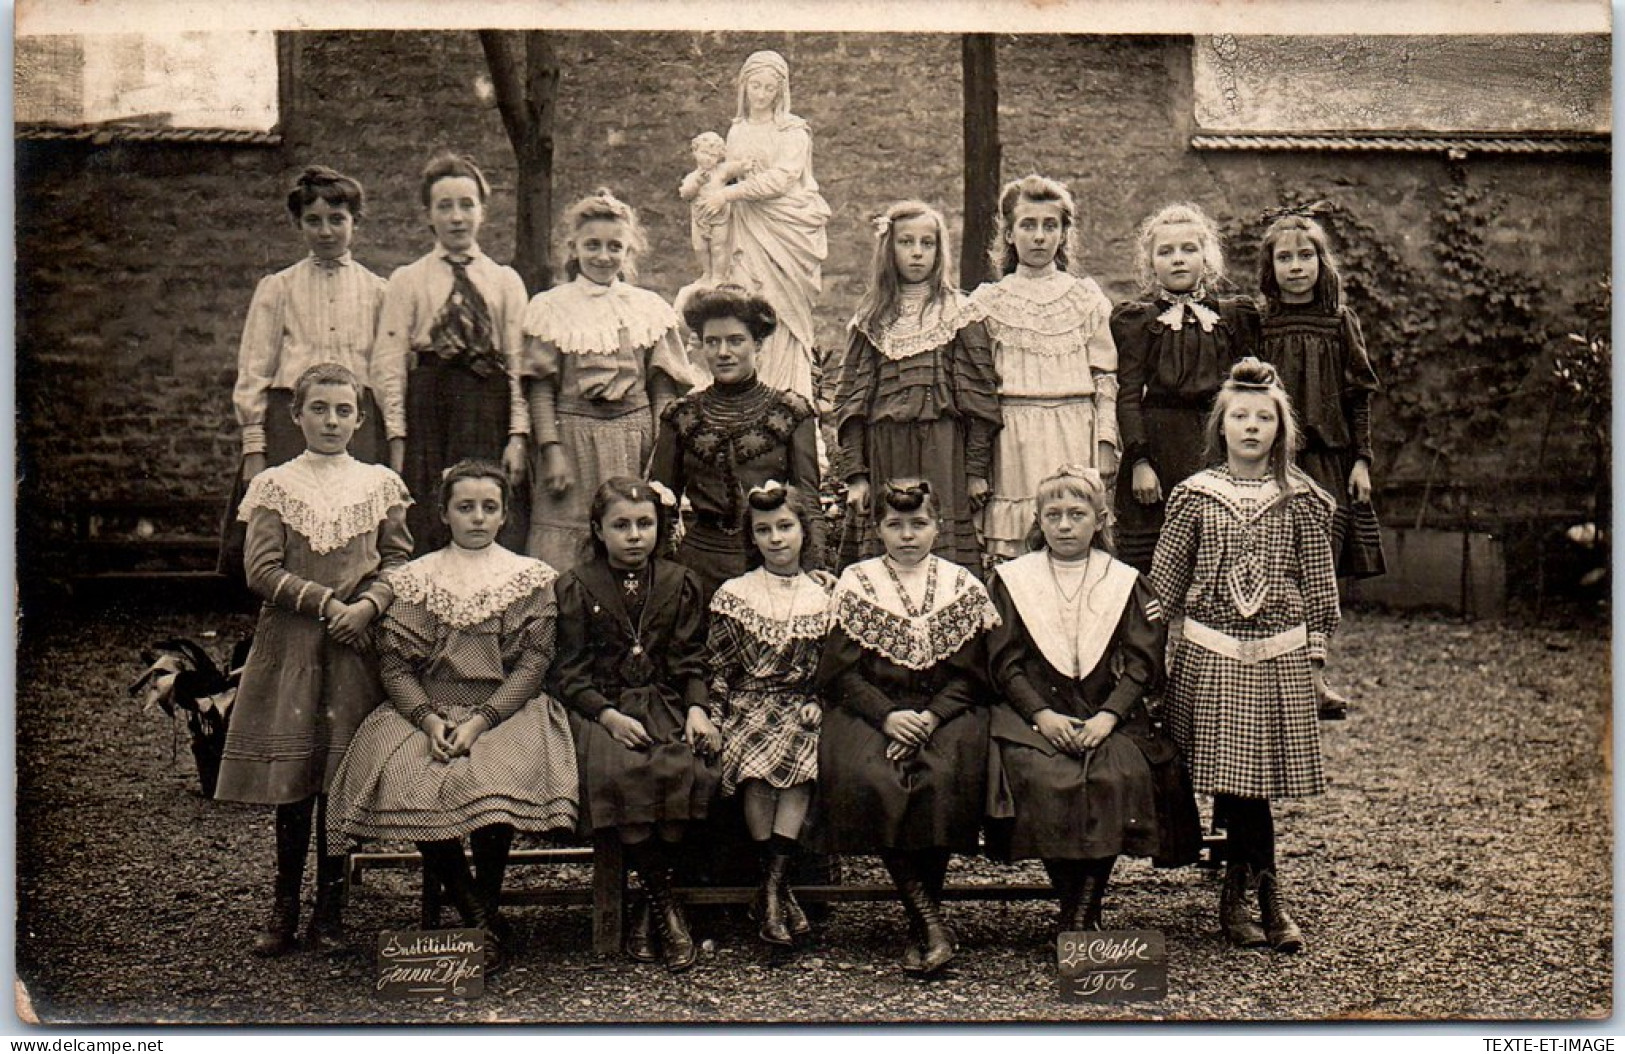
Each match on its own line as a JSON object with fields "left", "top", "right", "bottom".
{"left": 984, "top": 466, "right": 1201, "bottom": 940}
{"left": 552, "top": 478, "right": 721, "bottom": 972}
{"left": 813, "top": 479, "right": 1001, "bottom": 977}
{"left": 326, "top": 458, "right": 579, "bottom": 971}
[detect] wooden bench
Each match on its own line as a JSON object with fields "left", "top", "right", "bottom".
{"left": 349, "top": 832, "right": 1226, "bottom": 955}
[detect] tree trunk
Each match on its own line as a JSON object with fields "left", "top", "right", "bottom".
{"left": 479, "top": 30, "right": 558, "bottom": 293}
{"left": 961, "top": 34, "right": 1000, "bottom": 291}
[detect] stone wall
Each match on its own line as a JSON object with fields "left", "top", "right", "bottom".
{"left": 17, "top": 31, "right": 1609, "bottom": 571}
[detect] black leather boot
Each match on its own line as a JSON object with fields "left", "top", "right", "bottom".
{"left": 887, "top": 851, "right": 954, "bottom": 976}
{"left": 1043, "top": 858, "right": 1086, "bottom": 934}
{"left": 774, "top": 836, "right": 811, "bottom": 937}
{"left": 1220, "top": 862, "right": 1269, "bottom": 948}
{"left": 305, "top": 854, "right": 348, "bottom": 954}
{"left": 471, "top": 824, "right": 516, "bottom": 946}
{"left": 1076, "top": 856, "right": 1116, "bottom": 932}
{"left": 639, "top": 849, "right": 697, "bottom": 972}
{"left": 422, "top": 840, "right": 502, "bottom": 973}
{"left": 1256, "top": 868, "right": 1304, "bottom": 953}
{"left": 254, "top": 801, "right": 311, "bottom": 957}
{"left": 623, "top": 893, "right": 657, "bottom": 963}
{"left": 757, "top": 842, "right": 793, "bottom": 947}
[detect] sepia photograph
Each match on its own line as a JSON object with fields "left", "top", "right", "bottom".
{"left": 10, "top": 0, "right": 1613, "bottom": 1028}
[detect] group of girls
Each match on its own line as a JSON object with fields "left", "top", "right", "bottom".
{"left": 215, "top": 148, "right": 1377, "bottom": 977}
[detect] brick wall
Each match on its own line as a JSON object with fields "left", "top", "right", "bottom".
{"left": 17, "top": 31, "right": 1609, "bottom": 575}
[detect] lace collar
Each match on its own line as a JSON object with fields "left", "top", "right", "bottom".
{"left": 237, "top": 453, "right": 411, "bottom": 554}
{"left": 1179, "top": 466, "right": 1333, "bottom": 523}
{"left": 852, "top": 286, "right": 968, "bottom": 362}
{"left": 832, "top": 556, "right": 999, "bottom": 670}
{"left": 521, "top": 274, "right": 679, "bottom": 356}
{"left": 965, "top": 271, "right": 1110, "bottom": 355}
{"left": 994, "top": 551, "right": 1138, "bottom": 678}
{"left": 710, "top": 568, "right": 833, "bottom": 646}
{"left": 391, "top": 544, "right": 557, "bottom": 628}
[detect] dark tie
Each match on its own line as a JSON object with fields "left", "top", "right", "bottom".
{"left": 428, "top": 258, "right": 501, "bottom": 377}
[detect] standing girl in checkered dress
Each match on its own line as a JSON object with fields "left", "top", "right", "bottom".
{"left": 1151, "top": 358, "right": 1339, "bottom": 953}
{"left": 703, "top": 482, "right": 832, "bottom": 947}
{"left": 326, "top": 459, "right": 579, "bottom": 970}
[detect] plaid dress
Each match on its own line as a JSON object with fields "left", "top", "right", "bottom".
{"left": 1150, "top": 467, "right": 1339, "bottom": 799}
{"left": 704, "top": 568, "right": 833, "bottom": 796}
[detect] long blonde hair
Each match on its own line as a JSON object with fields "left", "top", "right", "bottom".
{"left": 1134, "top": 202, "right": 1226, "bottom": 297}
{"left": 851, "top": 200, "right": 957, "bottom": 337}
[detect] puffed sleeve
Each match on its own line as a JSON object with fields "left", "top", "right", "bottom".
{"left": 497, "top": 265, "right": 531, "bottom": 438}
{"left": 1340, "top": 307, "right": 1380, "bottom": 466}
{"left": 1292, "top": 487, "right": 1341, "bottom": 662}
{"left": 1110, "top": 302, "right": 1151, "bottom": 468}
{"left": 646, "top": 400, "right": 688, "bottom": 501}
{"left": 1100, "top": 576, "right": 1167, "bottom": 720}
{"left": 1083, "top": 283, "right": 1120, "bottom": 452}
{"left": 1150, "top": 482, "right": 1200, "bottom": 622}
{"left": 950, "top": 320, "right": 1002, "bottom": 481}
{"left": 725, "top": 123, "right": 812, "bottom": 200}
{"left": 552, "top": 571, "right": 614, "bottom": 721}
{"left": 232, "top": 272, "right": 288, "bottom": 455}
{"left": 376, "top": 599, "right": 438, "bottom": 726}
{"left": 372, "top": 266, "right": 417, "bottom": 441}
{"left": 1225, "top": 296, "right": 1263, "bottom": 360}
{"left": 663, "top": 567, "right": 712, "bottom": 713}
{"left": 351, "top": 491, "right": 414, "bottom": 615}
{"left": 832, "top": 327, "right": 877, "bottom": 483}
{"left": 473, "top": 583, "right": 555, "bottom": 729}
{"left": 814, "top": 623, "right": 897, "bottom": 729}
{"left": 644, "top": 322, "right": 695, "bottom": 407}
{"left": 243, "top": 507, "right": 334, "bottom": 619}
{"left": 985, "top": 573, "right": 1052, "bottom": 723}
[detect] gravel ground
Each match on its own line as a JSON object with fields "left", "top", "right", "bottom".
{"left": 13, "top": 605, "right": 1612, "bottom": 1025}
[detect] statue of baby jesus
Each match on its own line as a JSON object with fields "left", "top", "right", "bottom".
{"left": 678, "top": 131, "right": 756, "bottom": 285}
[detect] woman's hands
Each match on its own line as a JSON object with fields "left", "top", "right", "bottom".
{"left": 1348, "top": 459, "right": 1373, "bottom": 504}
{"left": 503, "top": 436, "right": 529, "bottom": 488}
{"left": 422, "top": 713, "right": 490, "bottom": 763}
{"left": 323, "top": 597, "right": 378, "bottom": 647}
{"left": 797, "top": 702, "right": 823, "bottom": 730}
{"left": 845, "top": 476, "right": 871, "bottom": 518}
{"left": 539, "top": 443, "right": 572, "bottom": 497}
{"left": 1131, "top": 460, "right": 1163, "bottom": 505}
{"left": 599, "top": 707, "right": 654, "bottom": 751}
{"left": 685, "top": 707, "right": 722, "bottom": 759}
{"left": 241, "top": 453, "right": 268, "bottom": 483}
{"left": 882, "top": 709, "right": 940, "bottom": 762}
{"left": 1033, "top": 707, "right": 1119, "bottom": 756}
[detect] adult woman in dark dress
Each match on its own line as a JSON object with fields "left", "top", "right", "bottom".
{"left": 647, "top": 285, "right": 821, "bottom": 603}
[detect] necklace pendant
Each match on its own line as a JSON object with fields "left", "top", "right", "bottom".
{"left": 631, "top": 644, "right": 644, "bottom": 656}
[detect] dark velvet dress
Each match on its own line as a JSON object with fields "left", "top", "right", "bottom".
{"left": 833, "top": 297, "right": 1001, "bottom": 573}
{"left": 1111, "top": 294, "right": 1260, "bottom": 573}
{"left": 1258, "top": 303, "right": 1385, "bottom": 578}
{"left": 552, "top": 556, "right": 720, "bottom": 832}
{"left": 810, "top": 556, "right": 999, "bottom": 854}
{"left": 648, "top": 377, "right": 821, "bottom": 602}
{"left": 984, "top": 551, "right": 1201, "bottom": 866}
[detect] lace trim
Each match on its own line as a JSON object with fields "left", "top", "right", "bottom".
{"left": 521, "top": 277, "right": 679, "bottom": 357}
{"left": 391, "top": 555, "right": 558, "bottom": 628}
{"left": 966, "top": 275, "right": 1111, "bottom": 357}
{"left": 851, "top": 289, "right": 968, "bottom": 362}
{"left": 1179, "top": 467, "right": 1329, "bottom": 524}
{"left": 710, "top": 577, "right": 832, "bottom": 647}
{"left": 833, "top": 566, "right": 1000, "bottom": 671}
{"left": 238, "top": 462, "right": 411, "bottom": 555}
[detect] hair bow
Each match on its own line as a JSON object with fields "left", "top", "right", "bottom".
{"left": 1045, "top": 464, "right": 1105, "bottom": 489}
{"left": 647, "top": 480, "right": 678, "bottom": 507}
{"left": 882, "top": 479, "right": 931, "bottom": 499}
{"left": 749, "top": 480, "right": 787, "bottom": 498}
{"left": 1259, "top": 199, "right": 1332, "bottom": 226}
{"left": 871, "top": 215, "right": 892, "bottom": 240}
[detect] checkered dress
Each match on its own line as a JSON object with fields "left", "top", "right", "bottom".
{"left": 1150, "top": 467, "right": 1340, "bottom": 799}
{"left": 326, "top": 553, "right": 579, "bottom": 842}
{"left": 705, "top": 569, "right": 833, "bottom": 796}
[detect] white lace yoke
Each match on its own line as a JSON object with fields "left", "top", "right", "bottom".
{"left": 710, "top": 568, "right": 833, "bottom": 646}
{"left": 521, "top": 275, "right": 679, "bottom": 357}
{"left": 390, "top": 544, "right": 558, "bottom": 628}
{"left": 966, "top": 270, "right": 1111, "bottom": 357}
{"left": 237, "top": 452, "right": 411, "bottom": 554}
{"left": 853, "top": 285, "right": 969, "bottom": 363}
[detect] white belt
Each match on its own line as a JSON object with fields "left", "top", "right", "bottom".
{"left": 1183, "top": 619, "right": 1307, "bottom": 665}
